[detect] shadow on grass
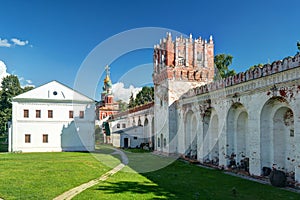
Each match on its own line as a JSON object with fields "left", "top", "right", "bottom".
{"left": 95, "top": 180, "right": 175, "bottom": 199}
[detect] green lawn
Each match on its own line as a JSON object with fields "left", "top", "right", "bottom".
{"left": 0, "top": 151, "right": 118, "bottom": 200}
{"left": 1, "top": 148, "right": 300, "bottom": 200}
{"left": 76, "top": 150, "right": 300, "bottom": 200}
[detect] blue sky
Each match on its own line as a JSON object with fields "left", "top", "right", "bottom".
{"left": 0, "top": 0, "right": 299, "bottom": 101}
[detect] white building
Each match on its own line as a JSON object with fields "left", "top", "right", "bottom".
{"left": 111, "top": 126, "right": 145, "bottom": 148}
{"left": 9, "top": 81, "right": 95, "bottom": 152}
{"left": 109, "top": 102, "right": 154, "bottom": 149}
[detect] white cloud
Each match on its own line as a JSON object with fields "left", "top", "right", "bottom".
{"left": 0, "top": 38, "right": 11, "bottom": 47}
{"left": 19, "top": 77, "right": 35, "bottom": 88}
{"left": 112, "top": 82, "right": 142, "bottom": 103}
{"left": 0, "top": 60, "right": 10, "bottom": 85}
{"left": 0, "top": 37, "right": 30, "bottom": 48}
{"left": 0, "top": 61, "right": 34, "bottom": 88}
{"left": 24, "top": 79, "right": 35, "bottom": 88}
{"left": 11, "top": 38, "right": 29, "bottom": 46}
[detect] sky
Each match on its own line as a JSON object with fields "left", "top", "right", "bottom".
{"left": 0, "top": 0, "right": 299, "bottom": 102}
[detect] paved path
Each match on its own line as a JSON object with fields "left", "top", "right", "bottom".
{"left": 53, "top": 148, "right": 128, "bottom": 200}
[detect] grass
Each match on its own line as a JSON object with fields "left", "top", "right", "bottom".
{"left": 73, "top": 165, "right": 174, "bottom": 200}
{"left": 76, "top": 150, "right": 300, "bottom": 200}
{"left": 1, "top": 146, "right": 300, "bottom": 200}
{"left": 0, "top": 151, "right": 119, "bottom": 200}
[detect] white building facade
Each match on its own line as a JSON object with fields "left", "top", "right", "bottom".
{"left": 9, "top": 81, "right": 95, "bottom": 152}
{"left": 109, "top": 102, "right": 154, "bottom": 149}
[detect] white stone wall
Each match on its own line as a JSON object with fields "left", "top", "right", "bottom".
{"left": 11, "top": 102, "right": 95, "bottom": 152}
{"left": 175, "top": 64, "right": 300, "bottom": 178}
{"left": 154, "top": 79, "right": 207, "bottom": 154}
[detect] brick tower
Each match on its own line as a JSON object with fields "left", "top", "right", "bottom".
{"left": 153, "top": 32, "right": 214, "bottom": 153}
{"left": 97, "top": 65, "right": 119, "bottom": 121}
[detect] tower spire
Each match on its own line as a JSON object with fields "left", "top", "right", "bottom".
{"left": 105, "top": 65, "right": 110, "bottom": 78}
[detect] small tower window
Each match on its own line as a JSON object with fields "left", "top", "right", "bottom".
{"left": 158, "top": 138, "right": 161, "bottom": 147}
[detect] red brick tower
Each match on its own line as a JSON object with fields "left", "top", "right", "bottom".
{"left": 153, "top": 33, "right": 214, "bottom": 153}
{"left": 153, "top": 32, "right": 214, "bottom": 85}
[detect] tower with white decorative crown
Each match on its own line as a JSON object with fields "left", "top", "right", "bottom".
{"left": 153, "top": 32, "right": 214, "bottom": 154}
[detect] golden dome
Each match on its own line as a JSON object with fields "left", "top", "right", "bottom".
{"left": 104, "top": 75, "right": 110, "bottom": 83}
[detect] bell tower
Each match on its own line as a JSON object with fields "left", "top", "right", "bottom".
{"left": 153, "top": 32, "right": 214, "bottom": 154}
{"left": 97, "top": 65, "right": 119, "bottom": 121}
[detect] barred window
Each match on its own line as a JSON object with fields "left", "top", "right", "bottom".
{"left": 43, "top": 134, "right": 48, "bottom": 143}
{"left": 69, "top": 110, "right": 74, "bottom": 118}
{"left": 36, "top": 110, "right": 41, "bottom": 118}
{"left": 48, "top": 110, "right": 53, "bottom": 118}
{"left": 24, "top": 109, "right": 29, "bottom": 118}
{"left": 25, "top": 134, "right": 31, "bottom": 143}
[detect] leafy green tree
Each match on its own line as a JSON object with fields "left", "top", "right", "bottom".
{"left": 23, "top": 86, "right": 35, "bottom": 93}
{"left": 128, "top": 93, "right": 136, "bottom": 108}
{"left": 128, "top": 86, "right": 154, "bottom": 108}
{"left": 0, "top": 75, "right": 34, "bottom": 133}
{"left": 117, "top": 100, "right": 128, "bottom": 112}
{"left": 134, "top": 86, "right": 154, "bottom": 106}
{"left": 214, "top": 54, "right": 236, "bottom": 79}
{"left": 297, "top": 41, "right": 300, "bottom": 52}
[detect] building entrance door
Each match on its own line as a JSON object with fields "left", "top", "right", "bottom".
{"left": 124, "top": 138, "right": 129, "bottom": 148}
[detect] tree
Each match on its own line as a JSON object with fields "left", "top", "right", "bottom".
{"left": 128, "top": 93, "right": 136, "bottom": 108}
{"left": 128, "top": 86, "right": 154, "bottom": 109}
{"left": 117, "top": 100, "right": 128, "bottom": 112}
{"left": 0, "top": 75, "right": 34, "bottom": 133}
{"left": 297, "top": 41, "right": 300, "bottom": 52}
{"left": 23, "top": 86, "right": 35, "bottom": 93}
{"left": 214, "top": 54, "right": 236, "bottom": 79}
{"left": 134, "top": 86, "right": 154, "bottom": 106}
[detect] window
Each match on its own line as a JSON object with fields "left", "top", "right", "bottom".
{"left": 36, "top": 110, "right": 41, "bottom": 118}
{"left": 24, "top": 109, "right": 29, "bottom": 118}
{"left": 43, "top": 134, "right": 48, "bottom": 143}
{"left": 79, "top": 111, "right": 84, "bottom": 118}
{"left": 69, "top": 110, "right": 74, "bottom": 119}
{"left": 157, "top": 137, "right": 160, "bottom": 147}
{"left": 48, "top": 110, "right": 53, "bottom": 118}
{"left": 178, "top": 58, "right": 185, "bottom": 66}
{"left": 122, "top": 124, "right": 126, "bottom": 128}
{"left": 25, "top": 134, "right": 31, "bottom": 143}
{"left": 117, "top": 123, "right": 120, "bottom": 128}
{"left": 290, "top": 129, "right": 294, "bottom": 137}
{"left": 164, "top": 138, "right": 167, "bottom": 147}
{"left": 133, "top": 136, "right": 137, "bottom": 140}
